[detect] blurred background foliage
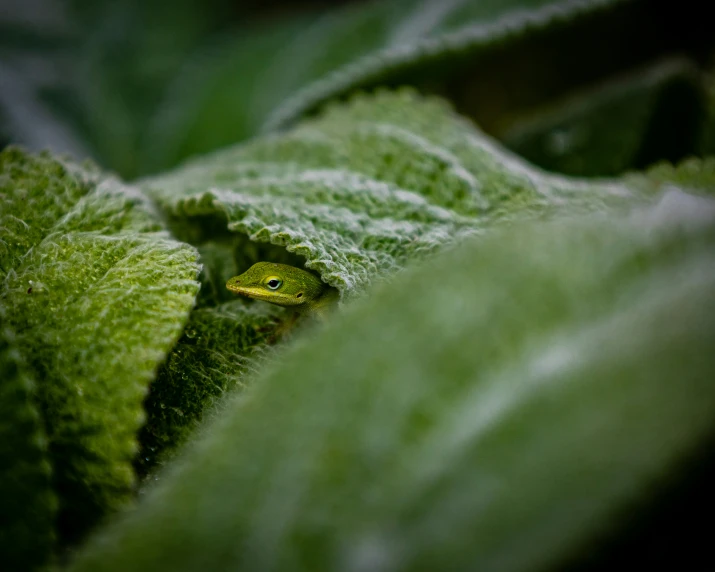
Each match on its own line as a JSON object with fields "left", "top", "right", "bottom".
{"left": 1, "top": 0, "right": 713, "bottom": 180}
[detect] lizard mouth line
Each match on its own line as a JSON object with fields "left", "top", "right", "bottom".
{"left": 227, "top": 285, "right": 280, "bottom": 303}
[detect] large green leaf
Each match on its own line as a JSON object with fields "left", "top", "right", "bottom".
{"left": 136, "top": 299, "right": 279, "bottom": 477}
{"left": 144, "top": 90, "right": 648, "bottom": 301}
{"left": 137, "top": 89, "right": 711, "bottom": 479}
{"left": 69, "top": 191, "right": 715, "bottom": 571}
{"left": 1, "top": 4, "right": 712, "bottom": 570}
{"left": 0, "top": 148, "right": 200, "bottom": 547}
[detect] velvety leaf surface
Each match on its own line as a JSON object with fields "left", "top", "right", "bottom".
{"left": 642, "top": 157, "right": 715, "bottom": 193}
{"left": 0, "top": 148, "right": 201, "bottom": 546}
{"left": 1, "top": 3, "right": 712, "bottom": 570}
{"left": 144, "top": 90, "right": 647, "bottom": 301}
{"left": 69, "top": 193, "right": 715, "bottom": 572}
{"left": 136, "top": 299, "right": 280, "bottom": 477}
{"left": 0, "top": 324, "right": 55, "bottom": 571}
{"left": 135, "top": 88, "right": 692, "bottom": 481}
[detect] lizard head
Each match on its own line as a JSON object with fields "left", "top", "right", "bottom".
{"left": 226, "top": 262, "right": 326, "bottom": 308}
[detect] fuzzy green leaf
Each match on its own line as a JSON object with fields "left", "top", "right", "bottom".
{"left": 0, "top": 325, "right": 55, "bottom": 571}
{"left": 136, "top": 299, "right": 279, "bottom": 477}
{"left": 0, "top": 147, "right": 200, "bottom": 547}
{"left": 137, "top": 89, "right": 657, "bottom": 477}
{"left": 69, "top": 191, "right": 715, "bottom": 572}
{"left": 141, "top": 89, "right": 710, "bottom": 493}
{"left": 642, "top": 157, "right": 715, "bottom": 193}
{"left": 145, "top": 90, "right": 650, "bottom": 302}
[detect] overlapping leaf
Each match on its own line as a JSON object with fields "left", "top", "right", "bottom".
{"left": 0, "top": 148, "right": 200, "bottom": 552}
{"left": 144, "top": 90, "right": 647, "bottom": 300}
{"left": 0, "top": 2, "right": 713, "bottom": 571}
{"left": 135, "top": 90, "right": 709, "bottom": 478}
{"left": 69, "top": 191, "right": 715, "bottom": 572}
{"left": 136, "top": 298, "right": 280, "bottom": 477}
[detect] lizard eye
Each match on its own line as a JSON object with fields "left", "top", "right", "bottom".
{"left": 267, "top": 278, "right": 282, "bottom": 290}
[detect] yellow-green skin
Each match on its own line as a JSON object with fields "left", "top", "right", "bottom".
{"left": 226, "top": 262, "right": 338, "bottom": 321}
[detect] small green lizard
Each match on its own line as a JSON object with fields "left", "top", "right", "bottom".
{"left": 226, "top": 262, "right": 338, "bottom": 330}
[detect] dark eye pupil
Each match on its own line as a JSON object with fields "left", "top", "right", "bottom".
{"left": 268, "top": 280, "right": 279, "bottom": 288}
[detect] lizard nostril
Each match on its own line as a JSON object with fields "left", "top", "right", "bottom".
{"left": 297, "top": 293, "right": 303, "bottom": 298}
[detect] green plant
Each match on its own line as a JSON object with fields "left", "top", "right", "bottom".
{"left": 1, "top": 0, "right": 714, "bottom": 570}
